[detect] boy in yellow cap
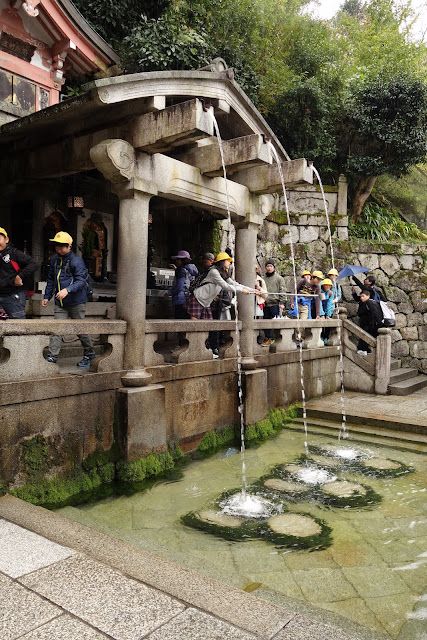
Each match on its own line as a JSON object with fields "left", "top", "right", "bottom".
{"left": 0, "top": 227, "right": 37, "bottom": 319}
{"left": 327, "top": 268, "right": 342, "bottom": 306}
{"left": 291, "top": 270, "right": 323, "bottom": 320}
{"left": 42, "top": 232, "right": 95, "bottom": 367}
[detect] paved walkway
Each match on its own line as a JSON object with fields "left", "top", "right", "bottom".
{"left": 306, "top": 387, "right": 427, "bottom": 428}
{"left": 0, "top": 495, "right": 387, "bottom": 640}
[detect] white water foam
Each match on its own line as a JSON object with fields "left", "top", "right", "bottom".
{"left": 293, "top": 467, "right": 337, "bottom": 485}
{"left": 220, "top": 492, "right": 280, "bottom": 519}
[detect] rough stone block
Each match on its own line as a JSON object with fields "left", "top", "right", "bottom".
{"left": 410, "top": 291, "right": 427, "bottom": 313}
{"left": 370, "top": 268, "right": 389, "bottom": 287}
{"left": 280, "top": 226, "right": 299, "bottom": 245}
{"left": 400, "top": 327, "right": 418, "bottom": 341}
{"left": 390, "top": 329, "right": 402, "bottom": 342}
{"left": 397, "top": 302, "right": 413, "bottom": 314}
{"left": 119, "top": 385, "right": 167, "bottom": 460}
{"left": 299, "top": 226, "right": 318, "bottom": 243}
{"left": 359, "top": 253, "right": 379, "bottom": 271}
{"left": 392, "top": 340, "right": 409, "bottom": 357}
{"left": 394, "top": 313, "right": 407, "bottom": 329}
{"left": 244, "top": 369, "right": 268, "bottom": 424}
{"left": 399, "top": 255, "right": 414, "bottom": 270}
{"left": 383, "top": 286, "right": 410, "bottom": 304}
{"left": 379, "top": 254, "right": 399, "bottom": 275}
{"left": 407, "top": 311, "right": 423, "bottom": 326}
{"left": 391, "top": 271, "right": 427, "bottom": 292}
{"left": 418, "top": 325, "right": 427, "bottom": 341}
{"left": 409, "top": 341, "right": 427, "bottom": 359}
{"left": 306, "top": 239, "right": 326, "bottom": 262}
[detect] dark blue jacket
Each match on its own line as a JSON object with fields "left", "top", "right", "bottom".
{"left": 170, "top": 263, "right": 198, "bottom": 306}
{"left": 44, "top": 251, "right": 88, "bottom": 307}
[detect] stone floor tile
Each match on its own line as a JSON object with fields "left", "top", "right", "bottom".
{"left": 20, "top": 614, "right": 109, "bottom": 639}
{"left": 0, "top": 574, "right": 61, "bottom": 640}
{"left": 342, "top": 566, "right": 410, "bottom": 599}
{"left": 284, "top": 549, "right": 338, "bottom": 570}
{"left": 145, "top": 608, "right": 256, "bottom": 639}
{"left": 0, "top": 518, "right": 74, "bottom": 578}
{"left": 316, "top": 598, "right": 387, "bottom": 635}
{"left": 19, "top": 554, "right": 185, "bottom": 640}
{"left": 274, "top": 614, "right": 358, "bottom": 640}
{"left": 329, "top": 539, "right": 386, "bottom": 568}
{"left": 291, "top": 568, "right": 358, "bottom": 602}
{"left": 366, "top": 594, "right": 419, "bottom": 638}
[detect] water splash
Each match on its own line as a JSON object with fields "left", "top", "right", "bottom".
{"left": 311, "top": 166, "right": 347, "bottom": 440}
{"left": 293, "top": 467, "right": 337, "bottom": 485}
{"left": 334, "top": 448, "right": 360, "bottom": 460}
{"left": 220, "top": 491, "right": 280, "bottom": 519}
{"left": 208, "top": 109, "right": 247, "bottom": 494}
{"left": 267, "top": 141, "right": 309, "bottom": 454}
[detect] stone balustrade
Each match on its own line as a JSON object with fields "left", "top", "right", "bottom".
{"left": 0, "top": 319, "right": 127, "bottom": 381}
{"left": 252, "top": 318, "right": 341, "bottom": 354}
{"left": 144, "top": 319, "right": 241, "bottom": 365}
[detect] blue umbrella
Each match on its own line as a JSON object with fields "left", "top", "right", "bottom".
{"left": 337, "top": 264, "right": 370, "bottom": 280}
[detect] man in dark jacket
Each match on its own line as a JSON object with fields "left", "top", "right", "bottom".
{"left": 42, "top": 232, "right": 95, "bottom": 367}
{"left": 352, "top": 274, "right": 386, "bottom": 302}
{"left": 356, "top": 289, "right": 384, "bottom": 355}
{"left": 0, "top": 226, "right": 37, "bottom": 319}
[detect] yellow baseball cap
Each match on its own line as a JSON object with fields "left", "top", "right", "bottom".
{"left": 0, "top": 227, "right": 8, "bottom": 237}
{"left": 312, "top": 270, "right": 324, "bottom": 279}
{"left": 50, "top": 231, "right": 73, "bottom": 245}
{"left": 214, "top": 251, "right": 233, "bottom": 263}
{"left": 322, "top": 278, "right": 333, "bottom": 286}
{"left": 301, "top": 270, "right": 311, "bottom": 276}
{"left": 328, "top": 268, "right": 339, "bottom": 276}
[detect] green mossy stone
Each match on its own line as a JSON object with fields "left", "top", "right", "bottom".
{"left": 363, "top": 458, "right": 401, "bottom": 470}
{"left": 197, "top": 510, "right": 243, "bottom": 528}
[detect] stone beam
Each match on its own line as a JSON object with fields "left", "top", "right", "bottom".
{"left": 175, "top": 134, "right": 272, "bottom": 177}
{"left": 132, "top": 98, "right": 214, "bottom": 152}
{"left": 231, "top": 158, "right": 313, "bottom": 194}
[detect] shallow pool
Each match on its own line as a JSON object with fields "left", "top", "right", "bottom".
{"left": 58, "top": 427, "right": 427, "bottom": 639}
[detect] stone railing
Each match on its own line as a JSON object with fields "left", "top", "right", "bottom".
{"left": 144, "top": 319, "right": 241, "bottom": 365}
{"left": 0, "top": 319, "right": 127, "bottom": 382}
{"left": 252, "top": 318, "right": 341, "bottom": 354}
{"left": 341, "top": 313, "right": 391, "bottom": 394}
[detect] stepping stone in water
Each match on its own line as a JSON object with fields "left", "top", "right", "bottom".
{"left": 197, "top": 510, "right": 243, "bottom": 528}
{"left": 263, "top": 478, "right": 307, "bottom": 493}
{"left": 321, "top": 481, "right": 367, "bottom": 498}
{"left": 362, "top": 458, "right": 401, "bottom": 470}
{"left": 267, "top": 514, "right": 322, "bottom": 537}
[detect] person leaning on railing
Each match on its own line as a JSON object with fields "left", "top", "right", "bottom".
{"left": 185, "top": 252, "right": 257, "bottom": 321}
{"left": 261, "top": 259, "right": 286, "bottom": 346}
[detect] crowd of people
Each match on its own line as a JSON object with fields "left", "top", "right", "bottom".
{"left": 0, "top": 222, "right": 389, "bottom": 365}
{"left": 168, "top": 248, "right": 389, "bottom": 355}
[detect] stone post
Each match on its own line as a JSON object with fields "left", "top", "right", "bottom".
{"left": 90, "top": 139, "right": 157, "bottom": 387}
{"left": 234, "top": 220, "right": 258, "bottom": 370}
{"left": 338, "top": 174, "right": 348, "bottom": 216}
{"left": 375, "top": 327, "right": 391, "bottom": 395}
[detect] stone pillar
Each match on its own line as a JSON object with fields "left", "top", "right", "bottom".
{"left": 375, "top": 328, "right": 391, "bottom": 395}
{"left": 90, "top": 139, "right": 158, "bottom": 387}
{"left": 234, "top": 220, "right": 258, "bottom": 369}
{"left": 115, "top": 188, "right": 152, "bottom": 384}
{"left": 338, "top": 174, "right": 348, "bottom": 216}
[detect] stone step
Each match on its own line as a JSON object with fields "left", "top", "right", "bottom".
{"left": 388, "top": 367, "right": 419, "bottom": 384}
{"left": 388, "top": 374, "right": 427, "bottom": 396}
{"left": 291, "top": 418, "right": 427, "bottom": 453}
{"left": 390, "top": 358, "right": 401, "bottom": 371}
{"left": 304, "top": 406, "right": 426, "bottom": 435}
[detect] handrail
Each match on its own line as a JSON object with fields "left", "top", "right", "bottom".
{"left": 145, "top": 319, "right": 242, "bottom": 332}
{"left": 0, "top": 319, "right": 127, "bottom": 336}
{"left": 253, "top": 318, "right": 340, "bottom": 330}
{"left": 342, "top": 318, "right": 376, "bottom": 347}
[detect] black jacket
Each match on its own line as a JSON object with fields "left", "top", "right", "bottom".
{"left": 352, "top": 276, "right": 386, "bottom": 302}
{"left": 357, "top": 298, "right": 383, "bottom": 332}
{"left": 0, "top": 246, "right": 38, "bottom": 296}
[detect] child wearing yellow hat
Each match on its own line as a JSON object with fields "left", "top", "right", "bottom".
{"left": 0, "top": 227, "right": 37, "bottom": 319}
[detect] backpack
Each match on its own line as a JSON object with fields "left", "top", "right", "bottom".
{"left": 372, "top": 288, "right": 381, "bottom": 302}
{"left": 379, "top": 301, "right": 396, "bottom": 327}
{"left": 182, "top": 266, "right": 195, "bottom": 299}
{"left": 188, "top": 267, "right": 212, "bottom": 295}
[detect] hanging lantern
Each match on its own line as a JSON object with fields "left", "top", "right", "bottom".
{"left": 67, "top": 195, "right": 84, "bottom": 209}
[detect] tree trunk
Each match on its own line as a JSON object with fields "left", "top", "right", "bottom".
{"left": 351, "top": 176, "right": 377, "bottom": 223}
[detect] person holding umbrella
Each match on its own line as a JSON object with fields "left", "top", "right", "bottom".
{"left": 351, "top": 274, "right": 386, "bottom": 303}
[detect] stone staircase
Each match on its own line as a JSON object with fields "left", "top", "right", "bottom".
{"left": 388, "top": 358, "right": 427, "bottom": 396}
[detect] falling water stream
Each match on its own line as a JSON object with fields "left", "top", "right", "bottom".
{"left": 312, "top": 166, "right": 348, "bottom": 440}
{"left": 267, "top": 142, "right": 310, "bottom": 455}
{"left": 208, "top": 109, "right": 249, "bottom": 505}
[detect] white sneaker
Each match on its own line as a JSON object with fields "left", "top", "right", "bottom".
{"left": 357, "top": 350, "right": 368, "bottom": 356}
{"left": 212, "top": 353, "right": 219, "bottom": 359}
